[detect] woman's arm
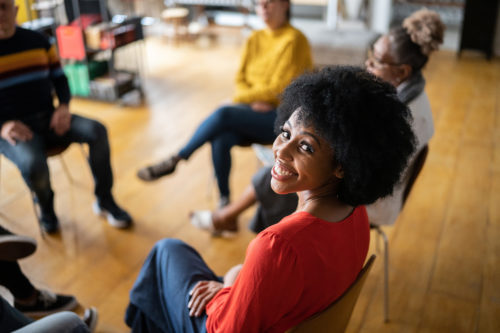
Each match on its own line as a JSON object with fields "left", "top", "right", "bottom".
{"left": 223, "top": 264, "right": 243, "bottom": 287}
{"left": 205, "top": 232, "right": 303, "bottom": 332}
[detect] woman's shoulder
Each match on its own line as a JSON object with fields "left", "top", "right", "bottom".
{"left": 265, "top": 207, "right": 368, "bottom": 237}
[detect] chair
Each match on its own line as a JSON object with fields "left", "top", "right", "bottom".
{"left": 0, "top": 143, "right": 87, "bottom": 234}
{"left": 369, "top": 144, "right": 429, "bottom": 322}
{"left": 287, "top": 255, "right": 376, "bottom": 333}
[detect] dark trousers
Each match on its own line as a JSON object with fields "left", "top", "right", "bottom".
{"left": 0, "top": 114, "right": 113, "bottom": 215}
{"left": 125, "top": 239, "right": 222, "bottom": 333}
{"left": 0, "top": 225, "right": 35, "bottom": 299}
{"left": 0, "top": 296, "right": 32, "bottom": 332}
{"left": 178, "top": 104, "right": 277, "bottom": 198}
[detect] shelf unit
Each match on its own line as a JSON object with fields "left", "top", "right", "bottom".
{"left": 56, "top": 0, "right": 144, "bottom": 102}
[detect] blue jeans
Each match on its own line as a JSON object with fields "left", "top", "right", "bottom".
{"left": 0, "top": 114, "right": 113, "bottom": 215}
{"left": 178, "top": 104, "right": 277, "bottom": 197}
{"left": 125, "top": 239, "right": 222, "bottom": 333}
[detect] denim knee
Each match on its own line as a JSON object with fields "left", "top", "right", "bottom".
{"left": 154, "top": 238, "right": 186, "bottom": 254}
{"left": 18, "top": 154, "right": 49, "bottom": 188}
{"left": 212, "top": 105, "right": 238, "bottom": 124}
{"left": 87, "top": 120, "right": 108, "bottom": 143}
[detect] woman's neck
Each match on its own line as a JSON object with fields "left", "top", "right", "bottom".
{"left": 266, "top": 20, "right": 288, "bottom": 31}
{"left": 297, "top": 189, "right": 353, "bottom": 223}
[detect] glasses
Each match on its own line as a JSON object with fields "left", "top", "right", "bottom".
{"left": 366, "top": 49, "right": 401, "bottom": 69}
{"left": 252, "top": 0, "right": 283, "bottom": 7}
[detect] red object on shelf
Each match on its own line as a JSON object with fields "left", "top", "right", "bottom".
{"left": 56, "top": 25, "right": 85, "bottom": 60}
{"left": 100, "top": 24, "right": 136, "bottom": 50}
{"left": 70, "top": 14, "right": 102, "bottom": 30}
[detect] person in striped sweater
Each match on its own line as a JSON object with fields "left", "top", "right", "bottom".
{"left": 0, "top": 0, "right": 131, "bottom": 233}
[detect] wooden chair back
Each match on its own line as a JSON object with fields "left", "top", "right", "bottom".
{"left": 287, "top": 255, "right": 376, "bottom": 333}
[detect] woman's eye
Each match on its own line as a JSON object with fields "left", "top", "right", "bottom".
{"left": 300, "top": 143, "right": 314, "bottom": 153}
{"left": 280, "top": 127, "right": 290, "bottom": 139}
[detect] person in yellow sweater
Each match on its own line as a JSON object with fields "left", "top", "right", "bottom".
{"left": 137, "top": 0, "right": 312, "bottom": 207}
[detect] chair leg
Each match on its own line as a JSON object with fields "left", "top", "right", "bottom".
{"left": 30, "top": 191, "right": 46, "bottom": 238}
{"left": 58, "top": 156, "right": 74, "bottom": 185}
{"left": 59, "top": 144, "right": 89, "bottom": 186}
{"left": 372, "top": 225, "right": 389, "bottom": 322}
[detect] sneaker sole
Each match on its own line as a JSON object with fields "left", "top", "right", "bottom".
{"left": 21, "top": 297, "right": 78, "bottom": 318}
{"left": 92, "top": 202, "right": 131, "bottom": 229}
{"left": 0, "top": 236, "right": 37, "bottom": 261}
{"left": 84, "top": 307, "right": 99, "bottom": 332}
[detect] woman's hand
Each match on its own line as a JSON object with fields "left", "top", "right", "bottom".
{"left": 188, "top": 281, "right": 224, "bottom": 317}
{"left": 251, "top": 102, "right": 274, "bottom": 112}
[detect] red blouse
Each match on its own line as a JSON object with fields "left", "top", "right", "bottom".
{"left": 205, "top": 206, "right": 370, "bottom": 333}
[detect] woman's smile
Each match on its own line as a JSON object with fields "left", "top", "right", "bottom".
{"left": 271, "top": 161, "right": 296, "bottom": 180}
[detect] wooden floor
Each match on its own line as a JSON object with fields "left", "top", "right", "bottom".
{"left": 0, "top": 34, "right": 499, "bottom": 333}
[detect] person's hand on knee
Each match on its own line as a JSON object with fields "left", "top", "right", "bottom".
{"left": 188, "top": 281, "right": 224, "bottom": 317}
{"left": 251, "top": 101, "right": 274, "bottom": 112}
{"left": 0, "top": 120, "right": 33, "bottom": 145}
{"left": 50, "top": 104, "right": 72, "bottom": 136}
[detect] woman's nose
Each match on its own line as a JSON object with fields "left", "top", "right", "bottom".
{"left": 365, "top": 58, "right": 373, "bottom": 69}
{"left": 273, "top": 139, "right": 293, "bottom": 161}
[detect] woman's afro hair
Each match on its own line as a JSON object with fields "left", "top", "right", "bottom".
{"left": 275, "top": 66, "right": 416, "bottom": 206}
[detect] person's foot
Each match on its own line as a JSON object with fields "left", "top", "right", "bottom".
{"left": 0, "top": 233, "right": 37, "bottom": 261}
{"left": 40, "top": 209, "right": 60, "bottom": 234}
{"left": 212, "top": 208, "right": 238, "bottom": 232}
{"left": 190, "top": 210, "right": 238, "bottom": 237}
{"left": 137, "top": 155, "right": 180, "bottom": 181}
{"left": 93, "top": 197, "right": 132, "bottom": 228}
{"left": 14, "top": 289, "right": 78, "bottom": 317}
{"left": 83, "top": 307, "right": 99, "bottom": 332}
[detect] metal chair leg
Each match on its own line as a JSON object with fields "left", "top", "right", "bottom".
{"left": 58, "top": 155, "right": 74, "bottom": 185}
{"left": 59, "top": 144, "right": 89, "bottom": 187}
{"left": 30, "top": 191, "right": 46, "bottom": 238}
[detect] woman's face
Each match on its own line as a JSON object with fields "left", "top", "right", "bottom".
{"left": 365, "top": 36, "right": 408, "bottom": 87}
{"left": 255, "top": 0, "right": 289, "bottom": 30}
{"left": 271, "top": 110, "right": 341, "bottom": 195}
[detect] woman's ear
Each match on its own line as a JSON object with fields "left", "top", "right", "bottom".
{"left": 334, "top": 165, "right": 344, "bottom": 179}
{"left": 397, "top": 64, "right": 412, "bottom": 82}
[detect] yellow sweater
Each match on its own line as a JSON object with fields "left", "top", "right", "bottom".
{"left": 233, "top": 23, "right": 313, "bottom": 107}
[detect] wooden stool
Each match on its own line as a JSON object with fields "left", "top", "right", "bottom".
{"left": 161, "top": 7, "right": 190, "bottom": 43}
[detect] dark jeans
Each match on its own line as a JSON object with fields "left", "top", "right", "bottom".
{"left": 0, "top": 225, "right": 35, "bottom": 299}
{"left": 0, "top": 261, "right": 35, "bottom": 300}
{"left": 178, "top": 104, "right": 277, "bottom": 198}
{"left": 125, "top": 239, "right": 221, "bottom": 333}
{"left": 0, "top": 114, "right": 113, "bottom": 215}
{"left": 0, "top": 296, "right": 89, "bottom": 333}
{"left": 0, "top": 296, "right": 32, "bottom": 332}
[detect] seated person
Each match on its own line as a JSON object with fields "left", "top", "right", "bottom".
{"left": 125, "top": 66, "right": 416, "bottom": 332}
{"left": 0, "top": 0, "right": 131, "bottom": 233}
{"left": 191, "top": 8, "right": 445, "bottom": 234}
{"left": 0, "top": 296, "right": 97, "bottom": 333}
{"left": 136, "top": 0, "right": 313, "bottom": 207}
{"left": 0, "top": 225, "right": 76, "bottom": 316}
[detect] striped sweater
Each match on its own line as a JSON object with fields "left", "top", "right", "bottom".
{"left": 0, "top": 27, "right": 70, "bottom": 129}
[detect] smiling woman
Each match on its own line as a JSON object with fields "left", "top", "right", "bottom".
{"left": 125, "top": 66, "right": 416, "bottom": 333}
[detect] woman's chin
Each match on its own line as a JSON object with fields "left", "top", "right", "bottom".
{"left": 270, "top": 180, "right": 292, "bottom": 195}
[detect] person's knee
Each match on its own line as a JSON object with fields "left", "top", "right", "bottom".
{"left": 18, "top": 153, "right": 48, "bottom": 187}
{"left": 213, "top": 105, "right": 237, "bottom": 124}
{"left": 87, "top": 120, "right": 108, "bottom": 142}
{"left": 154, "top": 238, "right": 185, "bottom": 254}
